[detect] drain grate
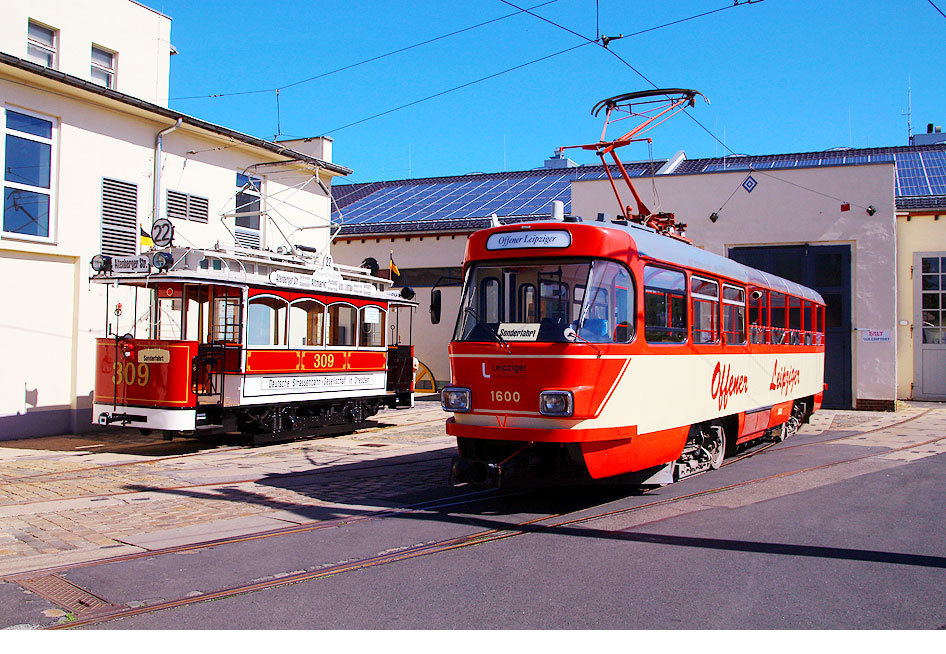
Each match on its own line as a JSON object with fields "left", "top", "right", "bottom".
{"left": 16, "top": 575, "right": 114, "bottom": 614}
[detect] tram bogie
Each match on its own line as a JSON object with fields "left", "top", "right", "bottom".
{"left": 90, "top": 246, "right": 417, "bottom": 444}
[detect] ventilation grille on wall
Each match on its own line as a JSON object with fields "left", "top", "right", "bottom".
{"left": 234, "top": 228, "right": 261, "bottom": 249}
{"left": 101, "top": 178, "right": 137, "bottom": 256}
{"left": 167, "top": 189, "right": 210, "bottom": 223}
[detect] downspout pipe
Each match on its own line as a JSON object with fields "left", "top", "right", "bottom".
{"left": 153, "top": 118, "right": 183, "bottom": 225}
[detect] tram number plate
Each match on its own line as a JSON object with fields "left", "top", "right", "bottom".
{"left": 151, "top": 219, "right": 174, "bottom": 247}
{"left": 491, "top": 390, "right": 520, "bottom": 403}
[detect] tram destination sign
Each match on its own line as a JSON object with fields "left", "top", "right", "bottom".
{"left": 111, "top": 255, "right": 150, "bottom": 273}
{"left": 486, "top": 230, "right": 571, "bottom": 250}
{"left": 269, "top": 270, "right": 375, "bottom": 296}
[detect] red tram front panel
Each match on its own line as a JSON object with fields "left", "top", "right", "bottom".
{"left": 93, "top": 338, "right": 198, "bottom": 429}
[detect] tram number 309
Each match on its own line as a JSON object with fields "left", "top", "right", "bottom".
{"left": 491, "top": 390, "right": 520, "bottom": 403}
{"left": 112, "top": 361, "right": 151, "bottom": 387}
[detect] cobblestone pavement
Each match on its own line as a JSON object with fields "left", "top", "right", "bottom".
{"left": 0, "top": 398, "right": 453, "bottom": 575}
{"left": 0, "top": 399, "right": 943, "bottom": 577}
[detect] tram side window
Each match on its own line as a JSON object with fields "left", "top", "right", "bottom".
{"left": 289, "top": 299, "right": 325, "bottom": 347}
{"left": 157, "top": 297, "right": 182, "bottom": 340}
{"left": 539, "top": 280, "right": 569, "bottom": 323}
{"left": 770, "top": 292, "right": 787, "bottom": 345}
{"left": 788, "top": 296, "right": 802, "bottom": 344}
{"left": 748, "top": 289, "right": 768, "bottom": 344}
{"left": 643, "top": 266, "right": 686, "bottom": 343}
{"left": 184, "top": 286, "right": 211, "bottom": 343}
{"left": 691, "top": 276, "right": 720, "bottom": 344}
{"left": 212, "top": 295, "right": 242, "bottom": 343}
{"left": 578, "top": 261, "right": 634, "bottom": 343}
{"left": 327, "top": 303, "right": 357, "bottom": 346}
{"left": 247, "top": 296, "right": 287, "bottom": 346}
{"left": 480, "top": 277, "right": 501, "bottom": 323}
{"left": 803, "top": 300, "right": 813, "bottom": 345}
{"left": 360, "top": 305, "right": 386, "bottom": 347}
{"left": 723, "top": 285, "right": 747, "bottom": 345}
{"left": 517, "top": 284, "right": 537, "bottom": 322}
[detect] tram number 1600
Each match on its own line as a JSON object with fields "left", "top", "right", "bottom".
{"left": 490, "top": 390, "right": 520, "bottom": 403}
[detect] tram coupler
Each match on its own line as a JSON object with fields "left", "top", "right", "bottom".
{"left": 97, "top": 411, "right": 145, "bottom": 426}
{"left": 450, "top": 458, "right": 510, "bottom": 488}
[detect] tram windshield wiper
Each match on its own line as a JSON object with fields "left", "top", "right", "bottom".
{"left": 463, "top": 307, "right": 509, "bottom": 348}
{"left": 563, "top": 326, "right": 602, "bottom": 356}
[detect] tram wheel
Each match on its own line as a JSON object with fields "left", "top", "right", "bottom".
{"left": 706, "top": 425, "right": 726, "bottom": 470}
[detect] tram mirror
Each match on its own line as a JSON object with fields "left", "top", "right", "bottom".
{"left": 430, "top": 289, "right": 442, "bottom": 324}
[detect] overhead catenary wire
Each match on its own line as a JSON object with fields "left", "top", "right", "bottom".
{"left": 167, "top": 0, "right": 563, "bottom": 101}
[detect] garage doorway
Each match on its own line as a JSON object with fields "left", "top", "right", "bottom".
{"left": 729, "top": 244, "right": 852, "bottom": 409}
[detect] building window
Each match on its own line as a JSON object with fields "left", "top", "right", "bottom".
{"left": 2, "top": 108, "right": 56, "bottom": 241}
{"left": 101, "top": 178, "right": 137, "bottom": 256}
{"left": 91, "top": 45, "right": 117, "bottom": 89}
{"left": 27, "top": 21, "right": 57, "bottom": 68}
{"left": 235, "top": 173, "right": 262, "bottom": 249}
{"left": 167, "top": 189, "right": 209, "bottom": 223}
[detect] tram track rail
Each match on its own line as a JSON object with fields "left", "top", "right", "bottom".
{"left": 39, "top": 417, "right": 946, "bottom": 629}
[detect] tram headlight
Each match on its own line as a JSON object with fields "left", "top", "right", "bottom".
{"left": 441, "top": 387, "right": 471, "bottom": 413}
{"left": 91, "top": 254, "right": 112, "bottom": 272}
{"left": 539, "top": 390, "right": 574, "bottom": 417}
{"left": 152, "top": 251, "right": 174, "bottom": 271}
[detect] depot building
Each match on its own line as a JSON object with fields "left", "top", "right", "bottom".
{"left": 331, "top": 141, "right": 946, "bottom": 410}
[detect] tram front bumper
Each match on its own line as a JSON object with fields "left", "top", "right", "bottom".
{"left": 93, "top": 404, "right": 197, "bottom": 430}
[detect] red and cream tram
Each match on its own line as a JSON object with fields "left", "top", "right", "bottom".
{"left": 440, "top": 220, "right": 825, "bottom": 485}
{"left": 440, "top": 89, "right": 825, "bottom": 485}
{"left": 90, "top": 246, "right": 417, "bottom": 443}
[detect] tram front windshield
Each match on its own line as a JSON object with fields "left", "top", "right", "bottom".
{"left": 453, "top": 259, "right": 635, "bottom": 344}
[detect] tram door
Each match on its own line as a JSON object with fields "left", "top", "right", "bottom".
{"left": 729, "top": 244, "right": 852, "bottom": 409}
{"left": 914, "top": 252, "right": 946, "bottom": 400}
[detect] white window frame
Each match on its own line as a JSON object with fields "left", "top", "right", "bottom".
{"left": 27, "top": 20, "right": 58, "bottom": 68}
{"left": 234, "top": 173, "right": 264, "bottom": 248}
{"left": 1, "top": 105, "right": 58, "bottom": 244}
{"left": 91, "top": 44, "right": 117, "bottom": 89}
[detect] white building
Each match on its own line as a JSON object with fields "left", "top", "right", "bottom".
{"left": 0, "top": 0, "right": 349, "bottom": 439}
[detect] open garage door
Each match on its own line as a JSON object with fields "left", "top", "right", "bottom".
{"left": 729, "top": 244, "right": 852, "bottom": 409}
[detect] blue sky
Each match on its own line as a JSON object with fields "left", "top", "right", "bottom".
{"left": 152, "top": 0, "right": 946, "bottom": 184}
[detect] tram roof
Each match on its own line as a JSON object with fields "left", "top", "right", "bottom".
{"left": 508, "top": 220, "right": 826, "bottom": 304}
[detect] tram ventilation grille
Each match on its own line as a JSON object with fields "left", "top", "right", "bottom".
{"left": 101, "top": 178, "right": 137, "bottom": 257}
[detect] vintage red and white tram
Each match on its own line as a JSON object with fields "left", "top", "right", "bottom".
{"left": 439, "top": 219, "right": 825, "bottom": 485}
{"left": 90, "top": 246, "right": 417, "bottom": 443}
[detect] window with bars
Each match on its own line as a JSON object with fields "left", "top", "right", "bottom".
{"left": 27, "top": 21, "right": 57, "bottom": 68}
{"left": 167, "top": 189, "right": 209, "bottom": 223}
{"left": 91, "top": 45, "right": 117, "bottom": 89}
{"left": 101, "top": 178, "right": 137, "bottom": 256}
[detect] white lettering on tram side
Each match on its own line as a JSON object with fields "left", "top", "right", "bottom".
{"left": 711, "top": 361, "right": 749, "bottom": 410}
{"left": 769, "top": 360, "right": 801, "bottom": 395}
